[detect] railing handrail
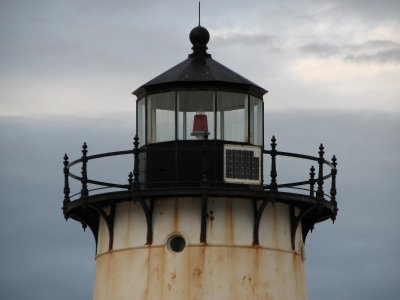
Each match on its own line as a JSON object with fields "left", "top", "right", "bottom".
{"left": 63, "top": 138, "right": 337, "bottom": 206}
{"left": 68, "top": 149, "right": 133, "bottom": 168}
{"left": 263, "top": 149, "right": 333, "bottom": 190}
{"left": 264, "top": 150, "right": 333, "bottom": 168}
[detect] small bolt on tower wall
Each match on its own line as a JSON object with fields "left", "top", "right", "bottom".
{"left": 62, "top": 22, "right": 338, "bottom": 300}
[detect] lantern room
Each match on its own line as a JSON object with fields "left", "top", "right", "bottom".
{"left": 134, "top": 26, "right": 266, "bottom": 147}
{"left": 136, "top": 90, "right": 264, "bottom": 146}
{"left": 133, "top": 25, "right": 267, "bottom": 189}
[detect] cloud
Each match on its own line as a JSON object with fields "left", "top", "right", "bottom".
{"left": 1, "top": 0, "right": 400, "bottom": 117}
{"left": 299, "top": 39, "right": 400, "bottom": 64}
{"left": 299, "top": 43, "right": 341, "bottom": 57}
{"left": 213, "top": 31, "right": 278, "bottom": 48}
{"left": 330, "top": 0, "right": 400, "bottom": 21}
{"left": 345, "top": 47, "right": 400, "bottom": 63}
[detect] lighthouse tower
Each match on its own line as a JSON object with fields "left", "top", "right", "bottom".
{"left": 62, "top": 24, "right": 338, "bottom": 300}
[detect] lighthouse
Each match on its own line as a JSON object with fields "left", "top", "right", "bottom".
{"left": 62, "top": 24, "right": 338, "bottom": 300}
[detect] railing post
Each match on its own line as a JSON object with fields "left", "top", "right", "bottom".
{"left": 309, "top": 165, "right": 315, "bottom": 197}
{"left": 128, "top": 172, "right": 133, "bottom": 191}
{"left": 269, "top": 136, "right": 278, "bottom": 191}
{"left": 133, "top": 135, "right": 140, "bottom": 190}
{"left": 330, "top": 155, "right": 338, "bottom": 221}
{"left": 201, "top": 133, "right": 209, "bottom": 186}
{"left": 316, "top": 143, "right": 324, "bottom": 199}
{"left": 200, "top": 133, "right": 209, "bottom": 243}
{"left": 63, "top": 154, "right": 70, "bottom": 220}
{"left": 80, "top": 142, "right": 89, "bottom": 198}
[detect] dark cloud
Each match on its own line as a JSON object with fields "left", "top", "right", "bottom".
{"left": 0, "top": 115, "right": 133, "bottom": 300}
{"left": 299, "top": 39, "right": 400, "bottom": 64}
{"left": 345, "top": 47, "right": 400, "bottom": 63}
{"left": 1, "top": 110, "right": 399, "bottom": 299}
{"left": 265, "top": 110, "right": 400, "bottom": 300}
{"left": 354, "top": 39, "right": 399, "bottom": 49}
{"left": 299, "top": 43, "right": 341, "bottom": 57}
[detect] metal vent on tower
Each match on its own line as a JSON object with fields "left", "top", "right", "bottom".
{"left": 224, "top": 144, "right": 262, "bottom": 185}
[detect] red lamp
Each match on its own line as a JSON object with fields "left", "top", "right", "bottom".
{"left": 191, "top": 112, "right": 209, "bottom": 139}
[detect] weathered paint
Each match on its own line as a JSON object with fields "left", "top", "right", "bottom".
{"left": 93, "top": 197, "right": 307, "bottom": 300}
{"left": 96, "top": 206, "right": 110, "bottom": 254}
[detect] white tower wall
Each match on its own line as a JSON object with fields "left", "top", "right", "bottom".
{"left": 93, "top": 197, "right": 307, "bottom": 300}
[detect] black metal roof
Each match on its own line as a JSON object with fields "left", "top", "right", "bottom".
{"left": 133, "top": 26, "right": 268, "bottom": 98}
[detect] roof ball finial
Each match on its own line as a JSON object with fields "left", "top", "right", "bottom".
{"left": 189, "top": 25, "right": 210, "bottom": 56}
{"left": 190, "top": 26, "right": 209, "bottom": 47}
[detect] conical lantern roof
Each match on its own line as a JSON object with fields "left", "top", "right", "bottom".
{"left": 133, "top": 25, "right": 267, "bottom": 98}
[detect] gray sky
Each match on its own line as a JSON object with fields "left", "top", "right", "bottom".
{"left": 1, "top": 0, "right": 399, "bottom": 116}
{"left": 0, "top": 1, "right": 399, "bottom": 299}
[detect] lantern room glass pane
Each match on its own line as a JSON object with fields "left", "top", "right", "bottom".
{"left": 250, "top": 96, "right": 263, "bottom": 146}
{"left": 217, "top": 92, "right": 248, "bottom": 142}
{"left": 147, "top": 92, "right": 175, "bottom": 143}
{"left": 178, "top": 91, "right": 215, "bottom": 140}
{"left": 137, "top": 98, "right": 146, "bottom": 146}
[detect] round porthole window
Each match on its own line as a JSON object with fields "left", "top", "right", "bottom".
{"left": 167, "top": 234, "right": 186, "bottom": 253}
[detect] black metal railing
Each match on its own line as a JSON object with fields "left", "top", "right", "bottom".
{"left": 63, "top": 136, "right": 338, "bottom": 205}
{"left": 263, "top": 137, "right": 337, "bottom": 201}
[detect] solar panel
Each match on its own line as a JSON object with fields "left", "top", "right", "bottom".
{"left": 224, "top": 144, "right": 261, "bottom": 185}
